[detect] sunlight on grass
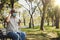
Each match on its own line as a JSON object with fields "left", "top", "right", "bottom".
{"left": 21, "top": 25, "right": 60, "bottom": 38}
{"left": 0, "top": 24, "right": 4, "bottom": 28}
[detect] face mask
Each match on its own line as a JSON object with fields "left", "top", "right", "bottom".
{"left": 12, "top": 13, "right": 16, "bottom": 17}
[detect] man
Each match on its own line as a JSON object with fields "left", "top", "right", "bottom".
{"left": 6, "top": 9, "right": 26, "bottom": 40}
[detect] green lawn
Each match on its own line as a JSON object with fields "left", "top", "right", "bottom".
{"left": 21, "top": 25, "right": 60, "bottom": 40}
{"left": 0, "top": 24, "right": 60, "bottom": 40}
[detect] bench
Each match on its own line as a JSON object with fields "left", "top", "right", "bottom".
{"left": 0, "top": 29, "right": 13, "bottom": 40}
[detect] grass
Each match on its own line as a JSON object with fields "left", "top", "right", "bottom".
{"left": 0, "top": 24, "right": 60, "bottom": 40}
{"left": 0, "top": 24, "right": 4, "bottom": 28}
{"left": 21, "top": 25, "right": 56, "bottom": 33}
{"left": 20, "top": 25, "right": 60, "bottom": 34}
{"left": 21, "top": 25, "right": 60, "bottom": 40}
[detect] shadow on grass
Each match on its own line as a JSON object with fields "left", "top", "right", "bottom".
{"left": 50, "top": 37, "right": 60, "bottom": 40}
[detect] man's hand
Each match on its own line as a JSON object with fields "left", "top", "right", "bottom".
{"left": 6, "top": 14, "right": 11, "bottom": 23}
{"left": 18, "top": 20, "right": 21, "bottom": 26}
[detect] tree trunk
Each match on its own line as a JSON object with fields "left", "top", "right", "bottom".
{"left": 29, "top": 15, "right": 32, "bottom": 28}
{"left": 10, "top": 0, "right": 14, "bottom": 9}
{"left": 40, "top": 5, "right": 46, "bottom": 30}
{"left": 40, "top": 14, "right": 45, "bottom": 30}
{"left": 29, "top": 18, "right": 32, "bottom": 28}
{"left": 29, "top": 15, "right": 34, "bottom": 28}
{"left": 23, "top": 18, "right": 26, "bottom": 26}
{"left": 54, "top": 7, "right": 59, "bottom": 29}
{"left": 55, "top": 17, "right": 59, "bottom": 29}
{"left": 47, "top": 17, "right": 49, "bottom": 26}
{"left": 51, "top": 17, "right": 54, "bottom": 27}
{"left": 31, "top": 15, "right": 34, "bottom": 28}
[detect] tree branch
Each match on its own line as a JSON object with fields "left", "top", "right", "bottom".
{"left": 25, "top": 0, "right": 30, "bottom": 6}
{"left": 38, "top": 6, "right": 42, "bottom": 13}
{"left": 32, "top": 1, "right": 40, "bottom": 15}
{"left": 19, "top": 4, "right": 29, "bottom": 11}
{"left": 41, "top": 0, "right": 45, "bottom": 5}
{"left": 38, "top": 6, "right": 43, "bottom": 17}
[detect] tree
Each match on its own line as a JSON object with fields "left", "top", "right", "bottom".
{"left": 40, "top": 0, "right": 50, "bottom": 30}
{"left": 54, "top": 6, "right": 60, "bottom": 29}
{"left": 22, "top": 10, "right": 26, "bottom": 26}
{"left": 19, "top": 0, "right": 40, "bottom": 28}
{"left": 46, "top": 0, "right": 56, "bottom": 27}
{"left": 0, "top": 0, "right": 18, "bottom": 10}
{"left": 0, "top": 0, "right": 6, "bottom": 10}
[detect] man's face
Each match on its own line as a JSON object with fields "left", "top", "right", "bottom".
{"left": 12, "top": 13, "right": 17, "bottom": 17}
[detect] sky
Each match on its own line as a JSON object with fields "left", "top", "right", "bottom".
{"left": 18, "top": 0, "right": 40, "bottom": 10}
{"left": 18, "top": 0, "right": 29, "bottom": 10}
{"left": 17, "top": 0, "right": 41, "bottom": 17}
